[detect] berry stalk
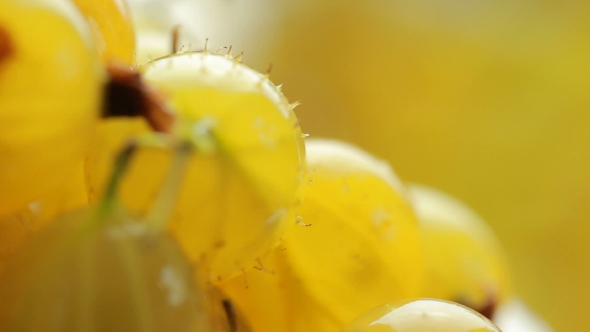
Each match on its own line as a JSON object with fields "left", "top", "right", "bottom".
{"left": 146, "top": 140, "right": 193, "bottom": 233}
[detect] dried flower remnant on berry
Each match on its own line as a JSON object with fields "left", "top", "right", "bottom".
{"left": 0, "top": 26, "right": 12, "bottom": 63}
{"left": 455, "top": 292, "right": 498, "bottom": 320}
{"left": 104, "top": 62, "right": 174, "bottom": 132}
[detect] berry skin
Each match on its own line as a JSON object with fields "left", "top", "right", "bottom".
{"left": 220, "top": 139, "right": 424, "bottom": 332}
{"left": 0, "top": 206, "right": 212, "bottom": 332}
{"left": 343, "top": 299, "right": 502, "bottom": 332}
{"left": 284, "top": 139, "right": 424, "bottom": 320}
{"left": 0, "top": 140, "right": 213, "bottom": 332}
{"left": 87, "top": 51, "right": 306, "bottom": 282}
{"left": 0, "top": 0, "right": 103, "bottom": 216}
{"left": 71, "top": 0, "right": 136, "bottom": 64}
{"left": 408, "top": 184, "right": 512, "bottom": 317}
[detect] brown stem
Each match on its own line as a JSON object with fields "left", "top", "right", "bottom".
{"left": 103, "top": 61, "right": 174, "bottom": 133}
{"left": 171, "top": 25, "right": 181, "bottom": 54}
{"left": 222, "top": 299, "right": 237, "bottom": 332}
{"left": 454, "top": 291, "right": 498, "bottom": 320}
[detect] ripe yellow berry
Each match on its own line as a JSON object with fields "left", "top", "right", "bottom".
{"left": 220, "top": 139, "right": 423, "bottom": 332}
{"left": 71, "top": 0, "right": 136, "bottom": 64}
{"left": 87, "top": 51, "right": 306, "bottom": 282}
{"left": 285, "top": 139, "right": 424, "bottom": 316}
{"left": 0, "top": 140, "right": 214, "bottom": 332}
{"left": 0, "top": 0, "right": 103, "bottom": 217}
{"left": 0, "top": 206, "right": 213, "bottom": 332}
{"left": 408, "top": 184, "right": 512, "bottom": 317}
{"left": 344, "top": 299, "right": 502, "bottom": 332}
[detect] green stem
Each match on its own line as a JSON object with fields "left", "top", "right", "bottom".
{"left": 97, "top": 131, "right": 194, "bottom": 232}
{"left": 146, "top": 141, "right": 193, "bottom": 233}
{"left": 97, "top": 143, "right": 137, "bottom": 217}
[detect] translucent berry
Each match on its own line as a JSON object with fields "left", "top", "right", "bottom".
{"left": 88, "top": 51, "right": 306, "bottom": 281}
{"left": 220, "top": 139, "right": 423, "bottom": 332}
{"left": 408, "top": 184, "right": 512, "bottom": 317}
{"left": 71, "top": 0, "right": 136, "bottom": 63}
{"left": 0, "top": 0, "right": 103, "bottom": 216}
{"left": 344, "top": 299, "right": 502, "bottom": 332}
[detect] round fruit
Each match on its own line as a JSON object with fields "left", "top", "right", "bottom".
{"left": 71, "top": 0, "right": 136, "bottom": 64}
{"left": 87, "top": 51, "right": 306, "bottom": 282}
{"left": 408, "top": 184, "right": 512, "bottom": 317}
{"left": 0, "top": 141, "right": 211, "bottom": 332}
{"left": 343, "top": 299, "right": 502, "bottom": 332}
{"left": 220, "top": 138, "right": 423, "bottom": 332}
{"left": 286, "top": 139, "right": 423, "bottom": 318}
{"left": 0, "top": 0, "right": 103, "bottom": 216}
{"left": 0, "top": 206, "right": 212, "bottom": 332}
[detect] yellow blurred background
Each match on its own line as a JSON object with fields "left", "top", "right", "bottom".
{"left": 260, "top": 1, "right": 590, "bottom": 330}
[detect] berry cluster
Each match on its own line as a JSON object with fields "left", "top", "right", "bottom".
{"left": 0, "top": 0, "right": 552, "bottom": 331}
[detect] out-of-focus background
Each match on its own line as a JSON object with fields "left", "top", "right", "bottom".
{"left": 133, "top": 0, "right": 590, "bottom": 330}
